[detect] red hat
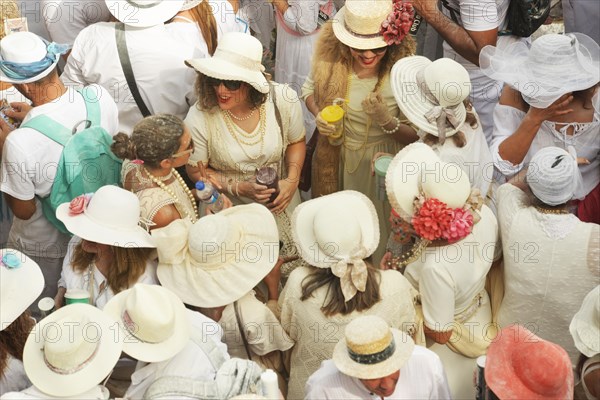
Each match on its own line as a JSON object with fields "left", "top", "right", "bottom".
{"left": 485, "top": 324, "right": 573, "bottom": 400}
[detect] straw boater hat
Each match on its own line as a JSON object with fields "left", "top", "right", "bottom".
{"left": 333, "top": 315, "right": 414, "bottom": 379}
{"left": 480, "top": 33, "right": 599, "bottom": 108}
{"left": 105, "top": 0, "right": 185, "bottom": 27}
{"left": 0, "top": 32, "right": 68, "bottom": 84}
{"left": 570, "top": 286, "right": 600, "bottom": 358}
{"left": 185, "top": 32, "right": 269, "bottom": 94}
{"left": 526, "top": 146, "right": 580, "bottom": 206}
{"left": 391, "top": 56, "right": 471, "bottom": 140}
{"left": 22, "top": 303, "right": 123, "bottom": 398}
{"left": 485, "top": 324, "right": 574, "bottom": 400}
{"left": 56, "top": 185, "right": 155, "bottom": 248}
{"left": 103, "top": 284, "right": 191, "bottom": 363}
{"left": 332, "top": 0, "right": 392, "bottom": 50}
{"left": 292, "top": 191, "right": 379, "bottom": 302}
{"left": 154, "top": 203, "right": 279, "bottom": 308}
{"left": 0, "top": 249, "right": 44, "bottom": 330}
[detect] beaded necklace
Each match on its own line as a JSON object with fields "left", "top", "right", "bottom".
{"left": 535, "top": 206, "right": 569, "bottom": 215}
{"left": 385, "top": 238, "right": 430, "bottom": 271}
{"left": 144, "top": 167, "right": 198, "bottom": 222}
{"left": 225, "top": 108, "right": 256, "bottom": 121}
{"left": 222, "top": 103, "right": 267, "bottom": 161}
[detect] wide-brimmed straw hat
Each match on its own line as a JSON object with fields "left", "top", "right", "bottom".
{"left": 480, "top": 33, "right": 599, "bottom": 109}
{"left": 154, "top": 203, "right": 279, "bottom": 308}
{"left": 105, "top": 0, "right": 184, "bottom": 27}
{"left": 570, "top": 286, "right": 600, "bottom": 358}
{"left": 103, "top": 284, "right": 191, "bottom": 363}
{"left": 485, "top": 324, "right": 574, "bottom": 400}
{"left": 185, "top": 32, "right": 269, "bottom": 94}
{"left": 332, "top": 0, "right": 391, "bottom": 50}
{"left": 333, "top": 315, "right": 414, "bottom": 379}
{"left": 180, "top": 0, "right": 203, "bottom": 10}
{"left": 0, "top": 32, "right": 67, "bottom": 84}
{"left": 56, "top": 185, "right": 155, "bottom": 248}
{"left": 391, "top": 56, "right": 471, "bottom": 139}
{"left": 385, "top": 142, "right": 471, "bottom": 221}
{"left": 0, "top": 249, "right": 44, "bottom": 330}
{"left": 22, "top": 303, "right": 123, "bottom": 398}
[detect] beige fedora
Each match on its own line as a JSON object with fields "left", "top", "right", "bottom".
{"left": 23, "top": 303, "right": 123, "bottom": 397}
{"left": 570, "top": 286, "right": 599, "bottom": 358}
{"left": 333, "top": 315, "right": 414, "bottom": 379}
{"left": 103, "top": 284, "right": 191, "bottom": 363}
{"left": 332, "top": 0, "right": 392, "bottom": 50}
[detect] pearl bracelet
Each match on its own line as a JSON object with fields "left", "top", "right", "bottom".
{"left": 380, "top": 116, "right": 401, "bottom": 134}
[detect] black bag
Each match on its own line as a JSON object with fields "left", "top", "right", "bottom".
{"left": 505, "top": 0, "right": 551, "bottom": 37}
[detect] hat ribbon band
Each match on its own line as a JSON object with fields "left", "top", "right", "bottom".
{"left": 330, "top": 246, "right": 369, "bottom": 302}
{"left": 344, "top": 21, "right": 383, "bottom": 39}
{"left": 122, "top": 310, "right": 161, "bottom": 344}
{"left": 43, "top": 342, "right": 100, "bottom": 375}
{"left": 125, "top": 0, "right": 162, "bottom": 8}
{"left": 213, "top": 48, "right": 265, "bottom": 74}
{"left": 0, "top": 39, "right": 70, "bottom": 81}
{"left": 347, "top": 337, "right": 396, "bottom": 365}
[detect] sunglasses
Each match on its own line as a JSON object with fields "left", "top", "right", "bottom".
{"left": 206, "top": 77, "right": 243, "bottom": 91}
{"left": 171, "top": 138, "right": 195, "bottom": 158}
{"left": 350, "top": 46, "right": 388, "bottom": 55}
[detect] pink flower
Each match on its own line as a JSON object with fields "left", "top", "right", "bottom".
{"left": 412, "top": 198, "right": 453, "bottom": 241}
{"left": 380, "top": 0, "right": 415, "bottom": 45}
{"left": 68, "top": 194, "right": 92, "bottom": 216}
{"left": 443, "top": 208, "right": 474, "bottom": 243}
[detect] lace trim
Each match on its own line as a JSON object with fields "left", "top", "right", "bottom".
{"left": 534, "top": 211, "right": 578, "bottom": 240}
{"left": 544, "top": 120, "right": 600, "bottom": 140}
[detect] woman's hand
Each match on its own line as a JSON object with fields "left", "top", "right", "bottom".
{"left": 270, "top": 179, "right": 297, "bottom": 214}
{"left": 362, "top": 92, "right": 392, "bottom": 126}
{"left": 526, "top": 93, "right": 574, "bottom": 125}
{"left": 371, "top": 151, "right": 393, "bottom": 176}
{"left": 54, "top": 287, "right": 67, "bottom": 310}
{"left": 239, "top": 179, "right": 276, "bottom": 204}
{"left": 4, "top": 102, "right": 32, "bottom": 122}
{"left": 315, "top": 112, "right": 336, "bottom": 137}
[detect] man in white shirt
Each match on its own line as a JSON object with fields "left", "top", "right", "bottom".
{"left": 0, "top": 31, "right": 119, "bottom": 306}
{"left": 41, "top": 0, "right": 112, "bottom": 46}
{"left": 61, "top": 0, "right": 199, "bottom": 134}
{"left": 305, "top": 316, "right": 452, "bottom": 399}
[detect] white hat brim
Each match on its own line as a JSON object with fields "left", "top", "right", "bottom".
{"left": 185, "top": 58, "right": 269, "bottom": 94}
{"left": 391, "top": 56, "right": 466, "bottom": 137}
{"left": 23, "top": 303, "right": 123, "bottom": 397}
{"left": 103, "top": 286, "right": 190, "bottom": 363}
{"left": 156, "top": 203, "right": 279, "bottom": 308}
{"left": 292, "top": 191, "right": 379, "bottom": 268}
{"left": 569, "top": 286, "right": 600, "bottom": 357}
{"left": 0, "top": 249, "right": 44, "bottom": 330}
{"left": 56, "top": 203, "right": 155, "bottom": 248}
{"left": 180, "top": 0, "right": 203, "bottom": 10}
{"left": 333, "top": 329, "right": 414, "bottom": 379}
{"left": 0, "top": 58, "right": 57, "bottom": 84}
{"left": 105, "top": 0, "right": 185, "bottom": 27}
{"left": 332, "top": 7, "right": 388, "bottom": 50}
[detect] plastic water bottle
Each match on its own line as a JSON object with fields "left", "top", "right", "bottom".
{"left": 195, "top": 181, "right": 224, "bottom": 213}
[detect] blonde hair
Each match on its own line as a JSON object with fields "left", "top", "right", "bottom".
{"left": 0, "top": 1, "right": 21, "bottom": 40}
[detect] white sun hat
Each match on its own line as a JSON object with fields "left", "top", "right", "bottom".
{"left": 570, "top": 286, "right": 600, "bottom": 358}
{"left": 56, "top": 185, "right": 155, "bottom": 248}
{"left": 0, "top": 32, "right": 66, "bottom": 84}
{"left": 526, "top": 146, "right": 581, "bottom": 206}
{"left": 185, "top": 32, "right": 269, "bottom": 94}
{"left": 154, "top": 203, "right": 280, "bottom": 308}
{"left": 333, "top": 315, "right": 414, "bottom": 379}
{"left": 180, "top": 0, "right": 203, "bottom": 10}
{"left": 0, "top": 249, "right": 44, "bottom": 330}
{"left": 103, "top": 284, "right": 191, "bottom": 363}
{"left": 22, "top": 303, "right": 123, "bottom": 398}
{"left": 480, "top": 33, "right": 599, "bottom": 109}
{"left": 391, "top": 56, "right": 471, "bottom": 139}
{"left": 332, "top": 0, "right": 392, "bottom": 50}
{"left": 105, "top": 0, "right": 185, "bottom": 27}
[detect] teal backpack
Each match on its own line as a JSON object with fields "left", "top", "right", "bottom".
{"left": 21, "top": 87, "right": 122, "bottom": 234}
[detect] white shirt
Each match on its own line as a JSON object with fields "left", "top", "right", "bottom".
{"left": 125, "top": 310, "right": 229, "bottom": 400}
{"left": 0, "top": 85, "right": 119, "bottom": 258}
{"left": 0, "top": 385, "right": 108, "bottom": 399}
{"left": 41, "top": 0, "right": 111, "bottom": 44}
{"left": 305, "top": 347, "right": 452, "bottom": 399}
{"left": 61, "top": 22, "right": 198, "bottom": 134}
{"left": 0, "top": 356, "right": 30, "bottom": 396}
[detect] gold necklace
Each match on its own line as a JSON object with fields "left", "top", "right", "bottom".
{"left": 144, "top": 167, "right": 198, "bottom": 222}
{"left": 222, "top": 104, "right": 267, "bottom": 161}
{"left": 386, "top": 238, "right": 430, "bottom": 271}
{"left": 535, "top": 206, "right": 569, "bottom": 215}
{"left": 225, "top": 108, "right": 256, "bottom": 121}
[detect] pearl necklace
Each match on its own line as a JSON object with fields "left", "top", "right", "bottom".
{"left": 535, "top": 206, "right": 569, "bottom": 215}
{"left": 222, "top": 104, "right": 267, "bottom": 161}
{"left": 144, "top": 167, "right": 198, "bottom": 222}
{"left": 225, "top": 108, "right": 256, "bottom": 121}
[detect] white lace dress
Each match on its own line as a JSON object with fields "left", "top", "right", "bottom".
{"left": 496, "top": 183, "right": 600, "bottom": 365}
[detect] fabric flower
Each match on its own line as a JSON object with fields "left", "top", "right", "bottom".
{"left": 443, "top": 208, "right": 474, "bottom": 243}
{"left": 380, "top": 0, "right": 415, "bottom": 46}
{"left": 68, "top": 193, "right": 92, "bottom": 216}
{"left": 412, "top": 198, "right": 453, "bottom": 241}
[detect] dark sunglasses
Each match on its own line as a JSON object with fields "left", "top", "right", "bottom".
{"left": 350, "top": 46, "right": 388, "bottom": 54}
{"left": 206, "top": 77, "right": 243, "bottom": 91}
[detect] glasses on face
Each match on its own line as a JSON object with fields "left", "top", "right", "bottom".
{"left": 171, "top": 138, "right": 194, "bottom": 158}
{"left": 350, "top": 46, "right": 388, "bottom": 55}
{"left": 206, "top": 77, "right": 243, "bottom": 91}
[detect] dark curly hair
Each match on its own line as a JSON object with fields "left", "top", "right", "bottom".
{"left": 193, "top": 72, "right": 269, "bottom": 112}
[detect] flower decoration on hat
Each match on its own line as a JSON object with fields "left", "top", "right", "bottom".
{"left": 68, "top": 193, "right": 93, "bottom": 216}
{"left": 380, "top": 0, "right": 415, "bottom": 46}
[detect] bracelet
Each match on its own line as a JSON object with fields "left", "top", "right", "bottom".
{"left": 234, "top": 182, "right": 240, "bottom": 197}
{"left": 227, "top": 179, "right": 234, "bottom": 196}
{"left": 380, "top": 116, "right": 401, "bottom": 135}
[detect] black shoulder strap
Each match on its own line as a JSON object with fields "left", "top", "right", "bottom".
{"left": 115, "top": 22, "right": 152, "bottom": 117}
{"left": 440, "top": 0, "right": 460, "bottom": 24}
